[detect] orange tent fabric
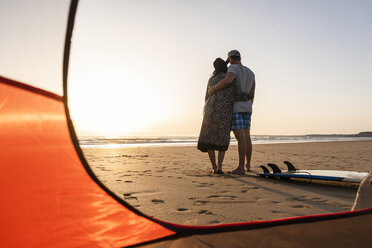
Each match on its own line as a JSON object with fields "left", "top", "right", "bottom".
{"left": 0, "top": 77, "right": 175, "bottom": 247}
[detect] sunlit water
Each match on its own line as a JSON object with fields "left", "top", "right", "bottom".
{"left": 79, "top": 135, "right": 372, "bottom": 148}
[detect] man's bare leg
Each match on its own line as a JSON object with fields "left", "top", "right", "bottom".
{"left": 217, "top": 151, "right": 225, "bottom": 172}
{"left": 207, "top": 150, "right": 217, "bottom": 172}
{"left": 244, "top": 129, "right": 252, "bottom": 172}
{"left": 231, "top": 129, "right": 246, "bottom": 174}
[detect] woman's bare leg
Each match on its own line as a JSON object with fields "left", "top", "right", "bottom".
{"left": 207, "top": 150, "right": 217, "bottom": 172}
{"left": 217, "top": 151, "right": 225, "bottom": 171}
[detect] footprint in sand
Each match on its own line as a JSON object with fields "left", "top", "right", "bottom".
{"left": 151, "top": 199, "right": 164, "bottom": 204}
{"left": 124, "top": 180, "right": 133, "bottom": 183}
{"left": 208, "top": 195, "right": 237, "bottom": 199}
{"left": 209, "top": 220, "right": 220, "bottom": 224}
{"left": 197, "top": 184, "right": 209, "bottom": 188}
{"left": 198, "top": 210, "right": 213, "bottom": 215}
{"left": 291, "top": 205, "right": 309, "bottom": 209}
{"left": 271, "top": 210, "right": 281, "bottom": 214}
{"left": 311, "top": 197, "right": 327, "bottom": 203}
{"left": 194, "top": 200, "right": 210, "bottom": 206}
{"left": 177, "top": 208, "right": 188, "bottom": 212}
{"left": 269, "top": 201, "right": 280, "bottom": 204}
{"left": 287, "top": 197, "right": 305, "bottom": 202}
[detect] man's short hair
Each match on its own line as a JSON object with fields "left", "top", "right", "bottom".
{"left": 228, "top": 50, "right": 241, "bottom": 61}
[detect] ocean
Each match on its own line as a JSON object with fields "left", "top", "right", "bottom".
{"left": 79, "top": 135, "right": 372, "bottom": 149}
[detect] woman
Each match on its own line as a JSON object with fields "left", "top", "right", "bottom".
{"left": 197, "top": 58, "right": 237, "bottom": 174}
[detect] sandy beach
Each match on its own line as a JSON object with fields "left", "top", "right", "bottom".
{"left": 82, "top": 140, "right": 372, "bottom": 225}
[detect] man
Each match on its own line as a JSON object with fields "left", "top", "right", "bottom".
{"left": 208, "top": 50, "right": 255, "bottom": 174}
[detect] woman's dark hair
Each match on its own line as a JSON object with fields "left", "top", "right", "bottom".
{"left": 213, "top": 57, "right": 228, "bottom": 76}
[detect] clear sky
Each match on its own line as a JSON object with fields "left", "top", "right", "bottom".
{"left": 1, "top": 0, "right": 372, "bottom": 136}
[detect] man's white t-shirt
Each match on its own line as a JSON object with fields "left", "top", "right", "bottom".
{"left": 228, "top": 64, "right": 255, "bottom": 113}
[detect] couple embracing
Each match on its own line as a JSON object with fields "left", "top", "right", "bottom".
{"left": 197, "top": 50, "right": 255, "bottom": 175}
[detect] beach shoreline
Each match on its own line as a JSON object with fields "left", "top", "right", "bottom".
{"left": 82, "top": 140, "right": 372, "bottom": 225}
{"left": 78, "top": 135, "right": 372, "bottom": 149}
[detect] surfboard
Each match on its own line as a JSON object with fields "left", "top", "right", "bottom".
{"left": 257, "top": 161, "right": 368, "bottom": 183}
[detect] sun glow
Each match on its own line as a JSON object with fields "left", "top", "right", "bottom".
{"left": 68, "top": 67, "right": 167, "bottom": 136}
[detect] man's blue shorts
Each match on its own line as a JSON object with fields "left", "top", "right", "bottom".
{"left": 232, "top": 112, "right": 252, "bottom": 130}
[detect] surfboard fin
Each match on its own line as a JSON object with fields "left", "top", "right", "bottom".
{"left": 284, "top": 161, "right": 297, "bottom": 172}
{"left": 260, "top": 165, "right": 270, "bottom": 174}
{"left": 267, "top": 163, "right": 282, "bottom": 174}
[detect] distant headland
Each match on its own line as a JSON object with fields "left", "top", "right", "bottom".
{"left": 306, "top": 132, "right": 372, "bottom": 137}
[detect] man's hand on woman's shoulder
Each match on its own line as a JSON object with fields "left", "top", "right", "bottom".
{"left": 208, "top": 86, "right": 215, "bottom": 95}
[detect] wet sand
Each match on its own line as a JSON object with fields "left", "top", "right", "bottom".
{"left": 82, "top": 140, "right": 372, "bottom": 225}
